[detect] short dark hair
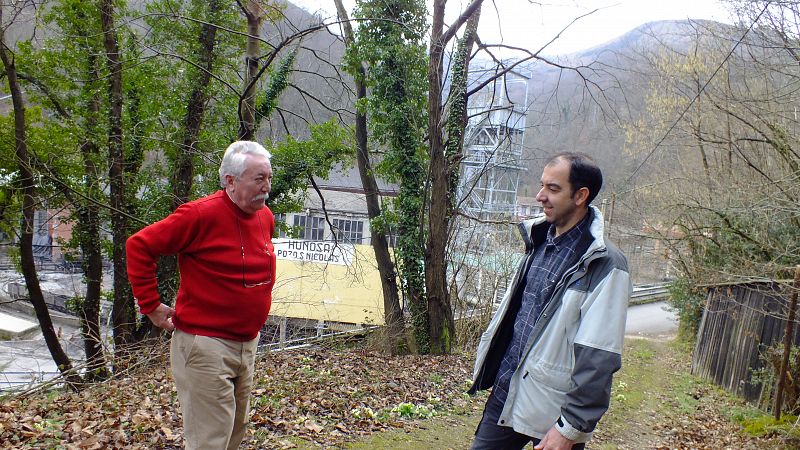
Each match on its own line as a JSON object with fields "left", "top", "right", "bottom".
{"left": 545, "top": 152, "right": 603, "bottom": 205}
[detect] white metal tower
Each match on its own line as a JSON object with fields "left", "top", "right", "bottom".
{"left": 459, "top": 67, "right": 529, "bottom": 220}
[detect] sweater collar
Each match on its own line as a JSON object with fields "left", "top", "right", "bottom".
{"left": 219, "top": 189, "right": 254, "bottom": 219}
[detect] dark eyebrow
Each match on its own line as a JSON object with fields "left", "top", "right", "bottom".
{"left": 543, "top": 182, "right": 561, "bottom": 190}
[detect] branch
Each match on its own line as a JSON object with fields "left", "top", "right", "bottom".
{"left": 456, "top": 210, "right": 516, "bottom": 225}
{"left": 133, "top": 12, "right": 277, "bottom": 49}
{"left": 308, "top": 174, "right": 339, "bottom": 247}
{"left": 15, "top": 72, "right": 71, "bottom": 119}
{"left": 143, "top": 45, "right": 241, "bottom": 96}
{"left": 440, "top": 0, "right": 484, "bottom": 47}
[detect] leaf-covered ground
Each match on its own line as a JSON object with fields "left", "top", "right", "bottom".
{"left": 0, "top": 345, "right": 479, "bottom": 449}
{"left": 0, "top": 338, "right": 797, "bottom": 449}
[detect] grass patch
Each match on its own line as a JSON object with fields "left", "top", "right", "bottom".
{"left": 729, "top": 407, "right": 800, "bottom": 440}
{"left": 342, "top": 408, "right": 484, "bottom": 450}
{"left": 605, "top": 339, "right": 666, "bottom": 413}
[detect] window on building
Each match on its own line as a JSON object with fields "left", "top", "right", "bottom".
{"left": 331, "top": 218, "right": 364, "bottom": 244}
{"left": 293, "top": 215, "right": 325, "bottom": 240}
{"left": 35, "top": 209, "right": 48, "bottom": 232}
{"left": 274, "top": 213, "right": 288, "bottom": 238}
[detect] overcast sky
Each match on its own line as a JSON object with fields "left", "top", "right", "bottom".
{"left": 290, "top": 0, "right": 733, "bottom": 55}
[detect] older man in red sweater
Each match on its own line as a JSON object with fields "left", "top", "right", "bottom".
{"left": 127, "top": 141, "right": 276, "bottom": 450}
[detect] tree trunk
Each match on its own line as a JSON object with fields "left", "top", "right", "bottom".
{"left": 78, "top": 53, "right": 110, "bottom": 381}
{"left": 775, "top": 266, "right": 800, "bottom": 419}
{"left": 334, "top": 0, "right": 408, "bottom": 354}
{"left": 125, "top": 84, "right": 156, "bottom": 341}
{"left": 694, "top": 72, "right": 710, "bottom": 179}
{"left": 154, "top": 0, "right": 222, "bottom": 328}
{"left": 172, "top": 0, "right": 221, "bottom": 208}
{"left": 238, "top": 0, "right": 262, "bottom": 141}
{"left": 100, "top": 0, "right": 135, "bottom": 360}
{"left": 425, "top": 0, "right": 451, "bottom": 355}
{"left": 425, "top": 0, "right": 482, "bottom": 354}
{"left": 0, "top": 5, "right": 82, "bottom": 388}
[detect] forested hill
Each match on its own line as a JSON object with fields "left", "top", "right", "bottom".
{"left": 10, "top": 0, "right": 738, "bottom": 200}
{"left": 511, "top": 19, "right": 737, "bottom": 198}
{"left": 275, "top": 8, "right": 737, "bottom": 201}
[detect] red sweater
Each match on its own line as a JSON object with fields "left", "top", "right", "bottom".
{"left": 126, "top": 190, "right": 276, "bottom": 341}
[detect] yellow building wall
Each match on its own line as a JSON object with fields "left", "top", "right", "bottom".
{"left": 270, "top": 241, "right": 385, "bottom": 325}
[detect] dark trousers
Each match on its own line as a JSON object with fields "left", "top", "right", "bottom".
{"left": 470, "top": 392, "right": 586, "bottom": 450}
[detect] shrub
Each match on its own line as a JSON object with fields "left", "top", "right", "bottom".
{"left": 667, "top": 276, "right": 706, "bottom": 341}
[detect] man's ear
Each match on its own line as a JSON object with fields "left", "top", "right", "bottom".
{"left": 225, "top": 174, "right": 235, "bottom": 189}
{"left": 573, "top": 187, "right": 590, "bottom": 207}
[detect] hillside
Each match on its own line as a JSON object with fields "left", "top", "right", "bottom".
{"left": 514, "top": 19, "right": 739, "bottom": 198}
{"left": 273, "top": 11, "right": 742, "bottom": 207}
{"left": 1, "top": 337, "right": 793, "bottom": 449}
{"left": 274, "top": 9, "right": 746, "bottom": 204}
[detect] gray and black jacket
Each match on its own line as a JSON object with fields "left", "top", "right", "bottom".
{"left": 469, "top": 206, "right": 631, "bottom": 443}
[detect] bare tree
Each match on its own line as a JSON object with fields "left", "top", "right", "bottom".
{"left": 0, "top": 2, "right": 82, "bottom": 388}
{"left": 333, "top": 0, "right": 408, "bottom": 354}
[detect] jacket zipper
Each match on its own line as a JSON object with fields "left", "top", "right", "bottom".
{"left": 517, "top": 246, "right": 606, "bottom": 372}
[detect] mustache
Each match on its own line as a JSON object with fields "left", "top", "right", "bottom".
{"left": 253, "top": 193, "right": 269, "bottom": 202}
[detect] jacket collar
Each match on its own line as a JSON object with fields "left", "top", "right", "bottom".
{"left": 518, "top": 205, "right": 606, "bottom": 256}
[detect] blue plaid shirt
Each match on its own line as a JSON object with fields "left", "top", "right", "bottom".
{"left": 492, "top": 213, "right": 591, "bottom": 406}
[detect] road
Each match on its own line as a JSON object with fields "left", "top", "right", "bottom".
{"left": 625, "top": 301, "right": 678, "bottom": 338}
{"left": 0, "top": 268, "right": 87, "bottom": 391}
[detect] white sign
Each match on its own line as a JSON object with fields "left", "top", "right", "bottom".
{"left": 273, "top": 239, "right": 354, "bottom": 266}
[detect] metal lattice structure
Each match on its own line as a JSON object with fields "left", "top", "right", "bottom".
{"left": 459, "top": 68, "right": 529, "bottom": 220}
{"left": 450, "top": 68, "right": 531, "bottom": 309}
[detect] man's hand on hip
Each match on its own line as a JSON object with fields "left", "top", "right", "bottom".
{"left": 534, "top": 426, "right": 576, "bottom": 450}
{"left": 147, "top": 303, "right": 176, "bottom": 331}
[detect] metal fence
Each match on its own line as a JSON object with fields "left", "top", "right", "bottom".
{"left": 630, "top": 283, "right": 670, "bottom": 304}
{"left": 7, "top": 281, "right": 80, "bottom": 316}
{"left": 0, "top": 243, "right": 85, "bottom": 272}
{"left": 692, "top": 282, "right": 800, "bottom": 403}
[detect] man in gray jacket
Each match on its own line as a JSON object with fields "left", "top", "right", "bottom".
{"left": 469, "top": 153, "right": 631, "bottom": 450}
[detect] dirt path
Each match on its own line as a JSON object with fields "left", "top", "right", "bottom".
{"left": 590, "top": 336, "right": 684, "bottom": 449}
{"left": 583, "top": 337, "right": 789, "bottom": 450}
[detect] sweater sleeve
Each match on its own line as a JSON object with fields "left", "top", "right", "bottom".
{"left": 126, "top": 204, "right": 200, "bottom": 315}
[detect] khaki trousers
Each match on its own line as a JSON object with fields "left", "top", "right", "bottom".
{"left": 170, "top": 329, "right": 259, "bottom": 450}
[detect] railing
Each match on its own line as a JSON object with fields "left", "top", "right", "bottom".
{"left": 458, "top": 283, "right": 671, "bottom": 320}
{"left": 630, "top": 284, "right": 670, "bottom": 304}
{"left": 0, "top": 371, "right": 62, "bottom": 391}
{"left": 7, "top": 282, "right": 75, "bottom": 315}
{"left": 462, "top": 148, "right": 524, "bottom": 167}
{"left": 0, "top": 282, "right": 673, "bottom": 392}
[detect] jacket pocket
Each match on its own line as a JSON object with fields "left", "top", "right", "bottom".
{"left": 526, "top": 361, "right": 573, "bottom": 392}
{"left": 512, "top": 366, "right": 571, "bottom": 436}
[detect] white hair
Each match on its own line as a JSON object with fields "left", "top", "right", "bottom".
{"left": 218, "top": 141, "right": 272, "bottom": 187}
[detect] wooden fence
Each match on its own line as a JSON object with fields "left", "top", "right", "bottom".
{"left": 692, "top": 282, "right": 800, "bottom": 404}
